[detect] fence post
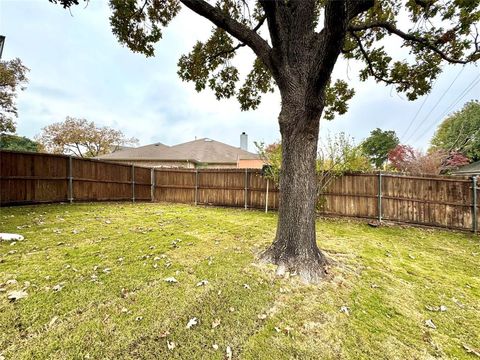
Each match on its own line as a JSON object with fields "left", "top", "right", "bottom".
{"left": 473, "top": 176, "right": 478, "bottom": 235}
{"left": 265, "top": 178, "right": 269, "bottom": 213}
{"left": 67, "top": 156, "right": 73, "bottom": 203}
{"left": 151, "top": 168, "right": 155, "bottom": 202}
{"left": 131, "top": 165, "right": 135, "bottom": 203}
{"left": 378, "top": 172, "right": 383, "bottom": 222}
{"left": 244, "top": 169, "right": 248, "bottom": 210}
{"left": 194, "top": 169, "right": 198, "bottom": 205}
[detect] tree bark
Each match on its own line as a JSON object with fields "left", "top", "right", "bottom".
{"left": 261, "top": 98, "right": 327, "bottom": 283}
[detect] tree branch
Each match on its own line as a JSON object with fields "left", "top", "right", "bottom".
{"left": 346, "top": 0, "right": 375, "bottom": 21}
{"left": 349, "top": 21, "right": 478, "bottom": 64}
{"left": 349, "top": 31, "right": 409, "bottom": 86}
{"left": 206, "top": 15, "right": 267, "bottom": 62}
{"left": 179, "top": 0, "right": 273, "bottom": 70}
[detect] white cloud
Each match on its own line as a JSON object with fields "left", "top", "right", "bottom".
{"left": 1, "top": 0, "right": 478, "bottom": 153}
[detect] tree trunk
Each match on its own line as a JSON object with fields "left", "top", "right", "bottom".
{"left": 261, "top": 98, "right": 328, "bottom": 283}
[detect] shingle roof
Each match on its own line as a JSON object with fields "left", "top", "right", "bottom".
{"left": 169, "top": 138, "right": 259, "bottom": 163}
{"left": 97, "top": 142, "right": 193, "bottom": 161}
{"left": 96, "top": 138, "right": 259, "bottom": 164}
{"left": 453, "top": 161, "right": 480, "bottom": 175}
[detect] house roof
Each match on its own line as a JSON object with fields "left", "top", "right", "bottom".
{"left": 96, "top": 138, "right": 259, "bottom": 164}
{"left": 452, "top": 160, "right": 480, "bottom": 176}
{"left": 97, "top": 142, "right": 195, "bottom": 162}
{"left": 169, "top": 138, "right": 259, "bottom": 164}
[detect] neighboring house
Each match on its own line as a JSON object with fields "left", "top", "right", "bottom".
{"left": 109, "top": 145, "right": 135, "bottom": 153}
{"left": 451, "top": 161, "right": 480, "bottom": 177}
{"left": 96, "top": 133, "right": 264, "bottom": 169}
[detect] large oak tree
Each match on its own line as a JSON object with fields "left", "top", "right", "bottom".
{"left": 52, "top": 0, "right": 480, "bottom": 282}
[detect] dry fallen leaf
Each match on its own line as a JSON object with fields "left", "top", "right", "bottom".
{"left": 186, "top": 317, "right": 198, "bottom": 329}
{"left": 212, "top": 319, "right": 221, "bottom": 328}
{"left": 212, "top": 344, "right": 219, "bottom": 350}
{"left": 340, "top": 306, "right": 350, "bottom": 316}
{"left": 226, "top": 346, "right": 233, "bottom": 360}
{"left": 196, "top": 280, "right": 209, "bottom": 287}
{"left": 463, "top": 344, "right": 480, "bottom": 357}
{"left": 425, "top": 319, "right": 436, "bottom": 329}
{"left": 52, "top": 284, "right": 63, "bottom": 292}
{"left": 426, "top": 305, "right": 448, "bottom": 312}
{"left": 49, "top": 316, "right": 59, "bottom": 327}
{"left": 257, "top": 314, "right": 267, "bottom": 320}
{"left": 7, "top": 290, "right": 28, "bottom": 302}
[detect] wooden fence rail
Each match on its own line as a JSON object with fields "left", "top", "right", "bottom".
{"left": 0, "top": 150, "right": 478, "bottom": 233}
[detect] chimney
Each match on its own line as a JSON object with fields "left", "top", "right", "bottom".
{"left": 240, "top": 132, "right": 248, "bottom": 151}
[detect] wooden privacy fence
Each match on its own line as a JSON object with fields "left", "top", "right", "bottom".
{"left": 0, "top": 150, "right": 478, "bottom": 233}
{"left": 0, "top": 151, "right": 277, "bottom": 210}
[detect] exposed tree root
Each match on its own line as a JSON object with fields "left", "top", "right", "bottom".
{"left": 259, "top": 246, "right": 328, "bottom": 284}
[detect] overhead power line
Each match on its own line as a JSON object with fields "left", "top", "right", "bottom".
{"left": 435, "top": 74, "right": 480, "bottom": 121}
{"left": 401, "top": 82, "right": 435, "bottom": 141}
{"left": 411, "top": 74, "right": 480, "bottom": 145}
{"left": 404, "top": 66, "right": 465, "bottom": 144}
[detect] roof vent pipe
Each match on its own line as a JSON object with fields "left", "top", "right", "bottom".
{"left": 240, "top": 132, "right": 248, "bottom": 151}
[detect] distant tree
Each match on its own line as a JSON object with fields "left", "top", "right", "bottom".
{"left": 0, "top": 133, "right": 39, "bottom": 152}
{"left": 388, "top": 145, "right": 469, "bottom": 174}
{"left": 430, "top": 101, "right": 480, "bottom": 162}
{"left": 318, "top": 132, "right": 371, "bottom": 174}
{"left": 36, "top": 117, "right": 138, "bottom": 157}
{"left": 52, "top": 0, "right": 480, "bottom": 282}
{"left": 0, "top": 58, "right": 29, "bottom": 134}
{"left": 317, "top": 132, "right": 371, "bottom": 208}
{"left": 387, "top": 144, "right": 417, "bottom": 172}
{"left": 255, "top": 141, "right": 281, "bottom": 184}
{"left": 361, "top": 128, "right": 399, "bottom": 168}
{"left": 258, "top": 132, "right": 371, "bottom": 191}
{"left": 441, "top": 151, "right": 470, "bottom": 173}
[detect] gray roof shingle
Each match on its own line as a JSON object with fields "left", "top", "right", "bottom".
{"left": 453, "top": 160, "right": 480, "bottom": 175}
{"left": 96, "top": 138, "right": 259, "bottom": 164}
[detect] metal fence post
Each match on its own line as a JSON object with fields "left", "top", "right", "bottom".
{"left": 151, "top": 168, "right": 155, "bottom": 202}
{"left": 473, "top": 175, "right": 478, "bottom": 235}
{"left": 265, "top": 178, "right": 269, "bottom": 213}
{"left": 378, "top": 172, "right": 382, "bottom": 222}
{"left": 131, "top": 165, "right": 135, "bottom": 203}
{"left": 194, "top": 169, "right": 198, "bottom": 205}
{"left": 68, "top": 156, "right": 73, "bottom": 203}
{"left": 244, "top": 169, "right": 248, "bottom": 210}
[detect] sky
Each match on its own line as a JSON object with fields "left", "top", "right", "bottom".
{"left": 1, "top": 0, "right": 479, "bottom": 152}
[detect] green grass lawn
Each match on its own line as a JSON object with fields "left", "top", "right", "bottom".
{"left": 0, "top": 203, "right": 479, "bottom": 359}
